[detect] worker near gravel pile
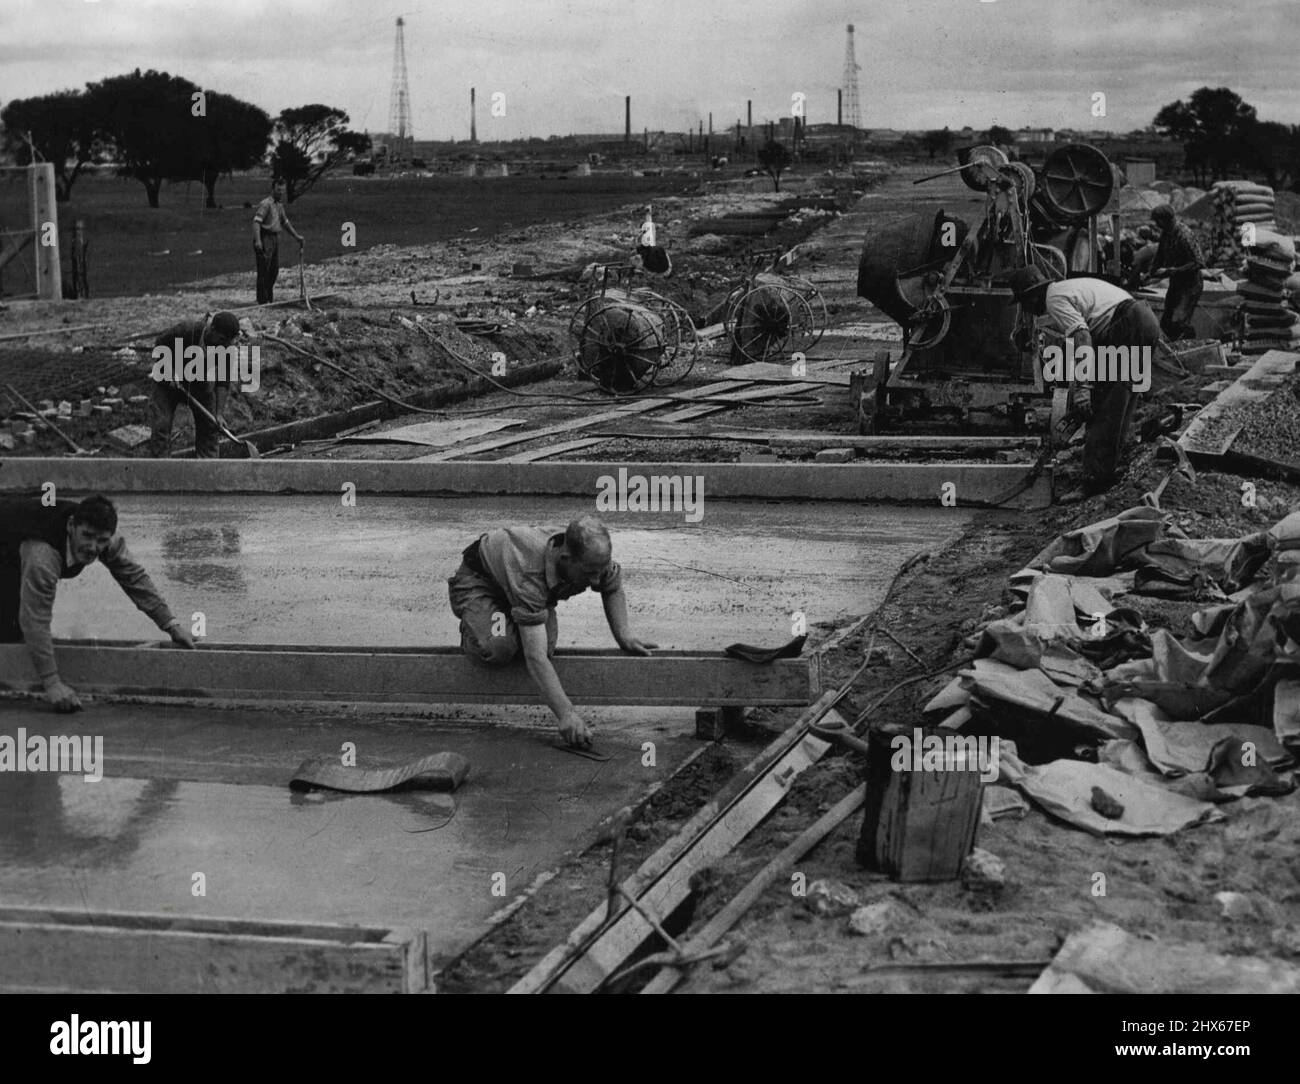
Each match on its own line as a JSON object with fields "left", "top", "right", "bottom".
{"left": 252, "top": 179, "right": 305, "bottom": 304}
{"left": 448, "top": 515, "right": 657, "bottom": 748}
{"left": 1011, "top": 266, "right": 1161, "bottom": 501}
{"left": 0, "top": 494, "right": 195, "bottom": 712}
{"left": 147, "top": 311, "right": 242, "bottom": 458}
{"left": 1147, "top": 203, "right": 1206, "bottom": 341}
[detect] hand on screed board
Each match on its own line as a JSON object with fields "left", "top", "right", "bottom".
{"left": 44, "top": 679, "right": 82, "bottom": 713}
{"left": 165, "top": 618, "right": 197, "bottom": 649}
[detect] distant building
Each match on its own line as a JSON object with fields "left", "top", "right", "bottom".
{"left": 1014, "top": 128, "right": 1054, "bottom": 143}
{"left": 866, "top": 129, "right": 907, "bottom": 144}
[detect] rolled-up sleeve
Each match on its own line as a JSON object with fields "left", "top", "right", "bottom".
{"left": 18, "top": 541, "right": 63, "bottom": 682}
{"left": 595, "top": 560, "right": 623, "bottom": 596}
{"left": 510, "top": 585, "right": 552, "bottom": 628}
{"left": 100, "top": 536, "right": 176, "bottom": 630}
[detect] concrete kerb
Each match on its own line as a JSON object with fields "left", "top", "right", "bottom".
{"left": 0, "top": 457, "right": 1053, "bottom": 507}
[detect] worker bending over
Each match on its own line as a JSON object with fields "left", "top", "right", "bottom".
{"left": 1011, "top": 266, "right": 1161, "bottom": 500}
{"left": 448, "top": 515, "right": 657, "bottom": 748}
{"left": 0, "top": 494, "right": 195, "bottom": 711}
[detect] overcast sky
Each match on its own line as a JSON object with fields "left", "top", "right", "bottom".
{"left": 2, "top": 0, "right": 1296, "bottom": 141}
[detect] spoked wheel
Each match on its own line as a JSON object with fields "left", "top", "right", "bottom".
{"left": 728, "top": 281, "right": 818, "bottom": 363}
{"left": 1038, "top": 143, "right": 1114, "bottom": 225}
{"left": 574, "top": 296, "right": 666, "bottom": 393}
{"left": 906, "top": 294, "right": 952, "bottom": 350}
{"left": 631, "top": 289, "right": 699, "bottom": 388}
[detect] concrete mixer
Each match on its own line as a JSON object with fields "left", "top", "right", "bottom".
{"left": 855, "top": 143, "right": 1117, "bottom": 435}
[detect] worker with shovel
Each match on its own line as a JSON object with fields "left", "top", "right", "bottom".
{"left": 1147, "top": 203, "right": 1205, "bottom": 342}
{"left": 147, "top": 311, "right": 243, "bottom": 459}
{"left": 1011, "top": 266, "right": 1161, "bottom": 501}
{"left": 448, "top": 515, "right": 657, "bottom": 748}
{"left": 0, "top": 494, "right": 195, "bottom": 712}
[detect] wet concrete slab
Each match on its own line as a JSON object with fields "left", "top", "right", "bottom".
{"left": 0, "top": 699, "right": 698, "bottom": 964}
{"left": 48, "top": 495, "right": 971, "bottom": 648}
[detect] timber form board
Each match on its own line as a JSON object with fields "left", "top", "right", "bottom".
{"left": 0, "top": 641, "right": 819, "bottom": 707}
{"left": 0, "top": 906, "right": 427, "bottom": 994}
{"left": 0, "top": 457, "right": 1052, "bottom": 506}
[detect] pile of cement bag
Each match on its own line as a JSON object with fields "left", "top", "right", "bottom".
{"left": 1209, "top": 180, "right": 1278, "bottom": 266}
{"left": 925, "top": 506, "right": 1300, "bottom": 837}
{"left": 1237, "top": 228, "right": 1298, "bottom": 356}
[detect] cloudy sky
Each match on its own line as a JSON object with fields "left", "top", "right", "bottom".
{"left": 2, "top": 0, "right": 1296, "bottom": 141}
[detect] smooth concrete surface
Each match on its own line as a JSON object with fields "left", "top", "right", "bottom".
{"left": 44, "top": 495, "right": 972, "bottom": 648}
{"left": 0, "top": 700, "right": 698, "bottom": 964}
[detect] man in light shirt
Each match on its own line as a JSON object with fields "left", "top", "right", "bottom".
{"left": 1010, "top": 266, "right": 1161, "bottom": 499}
{"left": 448, "top": 515, "right": 657, "bottom": 748}
{"left": 251, "top": 180, "right": 305, "bottom": 304}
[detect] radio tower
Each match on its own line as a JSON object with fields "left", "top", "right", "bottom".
{"left": 388, "top": 17, "right": 413, "bottom": 163}
{"left": 841, "top": 23, "right": 862, "bottom": 132}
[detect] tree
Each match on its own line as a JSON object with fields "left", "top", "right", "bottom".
{"left": 986, "top": 125, "right": 1013, "bottom": 148}
{"left": 758, "top": 139, "right": 792, "bottom": 192}
{"left": 1154, "top": 87, "right": 1258, "bottom": 183}
{"left": 922, "top": 127, "right": 953, "bottom": 160}
{"left": 1, "top": 91, "right": 104, "bottom": 201}
{"left": 84, "top": 69, "right": 205, "bottom": 207}
{"left": 1236, "top": 119, "right": 1300, "bottom": 192}
{"left": 269, "top": 105, "right": 370, "bottom": 202}
{"left": 174, "top": 92, "right": 272, "bottom": 209}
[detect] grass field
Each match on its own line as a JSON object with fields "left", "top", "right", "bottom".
{"left": 0, "top": 170, "right": 702, "bottom": 301}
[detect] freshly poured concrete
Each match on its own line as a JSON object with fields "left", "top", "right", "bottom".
{"left": 0, "top": 700, "right": 697, "bottom": 965}
{"left": 49, "top": 495, "right": 971, "bottom": 648}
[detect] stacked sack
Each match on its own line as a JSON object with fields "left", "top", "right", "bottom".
{"left": 1209, "top": 180, "right": 1276, "bottom": 267}
{"left": 1237, "top": 228, "right": 1297, "bottom": 357}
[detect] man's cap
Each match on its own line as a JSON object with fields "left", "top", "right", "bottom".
{"left": 1008, "top": 265, "right": 1051, "bottom": 301}
{"left": 210, "top": 312, "right": 240, "bottom": 339}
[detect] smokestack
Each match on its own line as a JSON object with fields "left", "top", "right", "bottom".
{"left": 470, "top": 87, "right": 477, "bottom": 144}
{"left": 837, "top": 89, "right": 842, "bottom": 128}
{"left": 625, "top": 95, "right": 631, "bottom": 142}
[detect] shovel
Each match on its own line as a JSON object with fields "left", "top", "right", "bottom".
{"left": 172, "top": 383, "right": 259, "bottom": 459}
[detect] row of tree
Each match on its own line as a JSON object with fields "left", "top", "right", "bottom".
{"left": 917, "top": 89, "right": 1300, "bottom": 192}
{"left": 0, "top": 69, "right": 371, "bottom": 207}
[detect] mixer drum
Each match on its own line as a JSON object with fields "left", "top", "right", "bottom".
{"left": 856, "top": 211, "right": 970, "bottom": 325}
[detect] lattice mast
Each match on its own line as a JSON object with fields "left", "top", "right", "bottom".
{"left": 842, "top": 23, "right": 862, "bottom": 131}
{"left": 388, "top": 17, "right": 413, "bottom": 161}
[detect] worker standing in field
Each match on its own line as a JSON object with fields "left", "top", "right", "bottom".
{"left": 1011, "top": 267, "right": 1161, "bottom": 500}
{"left": 252, "top": 179, "right": 305, "bottom": 304}
{"left": 1147, "top": 203, "right": 1205, "bottom": 341}
{"left": 447, "top": 515, "right": 657, "bottom": 748}
{"left": 0, "top": 494, "right": 195, "bottom": 712}
{"left": 147, "top": 311, "right": 242, "bottom": 458}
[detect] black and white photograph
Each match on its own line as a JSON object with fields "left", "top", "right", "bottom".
{"left": 0, "top": 0, "right": 1296, "bottom": 1033}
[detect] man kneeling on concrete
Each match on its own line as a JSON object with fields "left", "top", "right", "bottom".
{"left": 448, "top": 516, "right": 657, "bottom": 748}
{"left": 0, "top": 494, "right": 195, "bottom": 711}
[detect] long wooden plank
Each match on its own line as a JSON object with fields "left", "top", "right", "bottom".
{"left": 1178, "top": 350, "right": 1297, "bottom": 457}
{"left": 0, "top": 642, "right": 817, "bottom": 707}
{"left": 506, "top": 686, "right": 842, "bottom": 993}
{"left": 721, "top": 362, "right": 852, "bottom": 386}
{"left": 660, "top": 382, "right": 826, "bottom": 424}
{"left": 0, "top": 909, "right": 426, "bottom": 993}
{"left": 411, "top": 381, "right": 756, "bottom": 462}
{"left": 641, "top": 774, "right": 867, "bottom": 993}
{"left": 497, "top": 437, "right": 607, "bottom": 463}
